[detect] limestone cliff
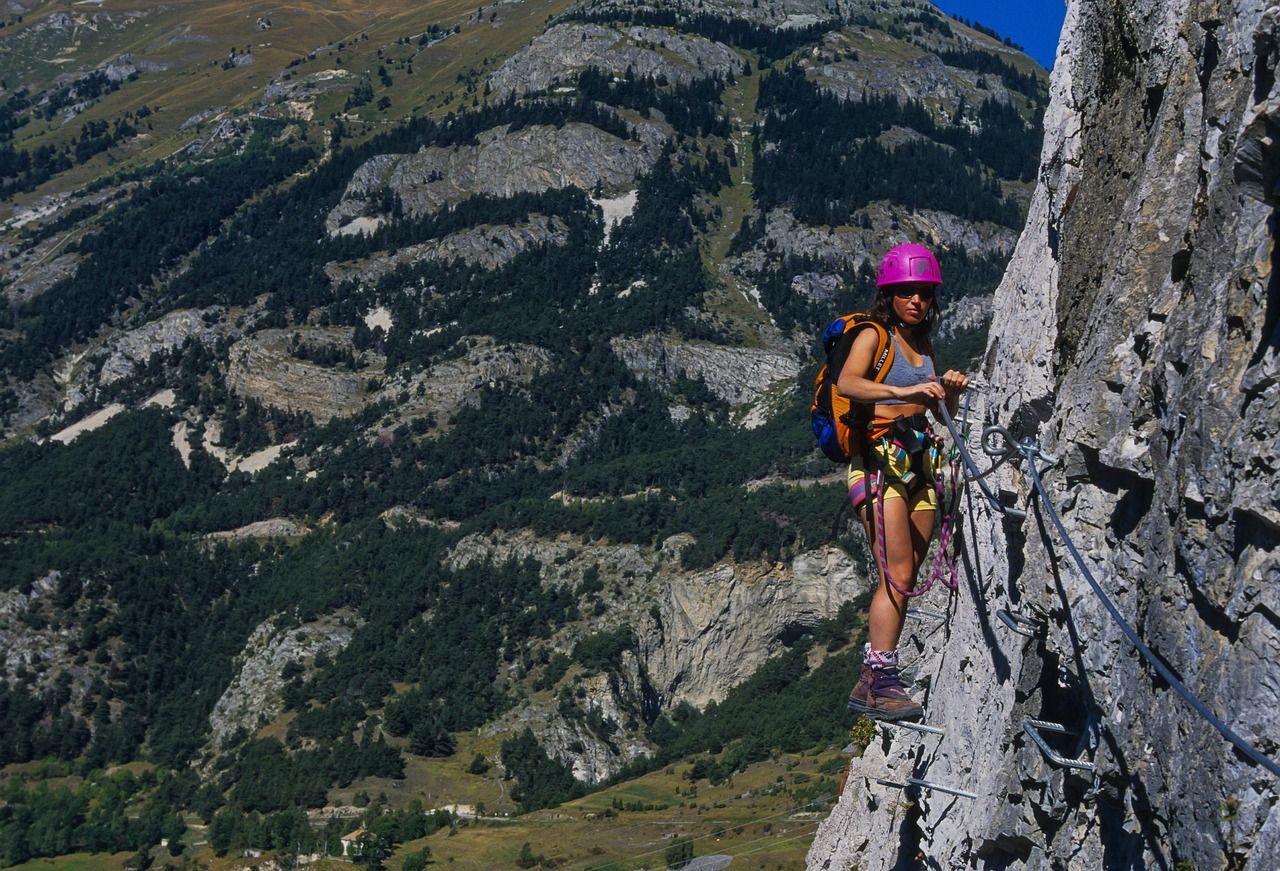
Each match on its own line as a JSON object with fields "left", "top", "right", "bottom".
{"left": 208, "top": 611, "right": 358, "bottom": 747}
{"left": 487, "top": 23, "right": 742, "bottom": 99}
{"left": 449, "top": 529, "right": 871, "bottom": 782}
{"left": 610, "top": 332, "right": 801, "bottom": 406}
{"left": 810, "top": 2, "right": 1279, "bottom": 869}
{"left": 325, "top": 120, "right": 667, "bottom": 233}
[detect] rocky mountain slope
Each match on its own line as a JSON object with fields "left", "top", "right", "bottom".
{"left": 0, "top": 0, "right": 1051, "bottom": 865}
{"left": 810, "top": 1, "right": 1279, "bottom": 868}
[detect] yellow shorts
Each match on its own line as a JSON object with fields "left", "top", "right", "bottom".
{"left": 848, "top": 453, "right": 938, "bottom": 513}
{"left": 847, "top": 414, "right": 943, "bottom": 514}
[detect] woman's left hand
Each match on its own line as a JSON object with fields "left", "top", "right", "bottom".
{"left": 939, "top": 370, "right": 969, "bottom": 397}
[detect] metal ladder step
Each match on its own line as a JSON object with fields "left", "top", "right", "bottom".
{"left": 998, "top": 608, "right": 1045, "bottom": 637}
{"left": 876, "top": 777, "right": 977, "bottom": 800}
{"left": 1023, "top": 718, "right": 1096, "bottom": 772}
{"left": 906, "top": 607, "right": 948, "bottom": 622}
{"left": 880, "top": 719, "right": 945, "bottom": 736}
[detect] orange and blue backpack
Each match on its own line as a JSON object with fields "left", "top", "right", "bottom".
{"left": 810, "top": 314, "right": 894, "bottom": 463}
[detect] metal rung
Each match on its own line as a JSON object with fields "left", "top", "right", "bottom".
{"left": 997, "top": 609, "right": 1045, "bottom": 638}
{"left": 906, "top": 607, "right": 947, "bottom": 622}
{"left": 876, "top": 777, "right": 977, "bottom": 800}
{"left": 1000, "top": 497, "right": 1028, "bottom": 520}
{"left": 881, "top": 719, "right": 945, "bottom": 736}
{"left": 1023, "top": 719, "right": 1096, "bottom": 772}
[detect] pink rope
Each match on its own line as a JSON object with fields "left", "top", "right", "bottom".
{"left": 875, "top": 467, "right": 933, "bottom": 599}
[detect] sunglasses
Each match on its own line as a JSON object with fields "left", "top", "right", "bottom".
{"left": 891, "top": 285, "right": 936, "bottom": 301}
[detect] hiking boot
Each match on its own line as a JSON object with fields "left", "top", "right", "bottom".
{"left": 847, "top": 664, "right": 875, "bottom": 712}
{"left": 847, "top": 665, "right": 924, "bottom": 721}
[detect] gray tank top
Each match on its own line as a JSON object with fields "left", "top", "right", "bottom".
{"left": 879, "top": 335, "right": 935, "bottom": 405}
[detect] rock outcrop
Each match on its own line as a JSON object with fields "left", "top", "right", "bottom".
{"left": 487, "top": 23, "right": 742, "bottom": 98}
{"left": 580, "top": 0, "right": 837, "bottom": 29}
{"left": 811, "top": 2, "right": 1280, "bottom": 869}
{"left": 374, "top": 335, "right": 555, "bottom": 433}
{"left": 226, "top": 328, "right": 372, "bottom": 424}
{"left": 935, "top": 293, "right": 993, "bottom": 340}
{"left": 208, "top": 612, "right": 357, "bottom": 747}
{"left": 730, "top": 206, "right": 1017, "bottom": 278}
{"left": 640, "top": 545, "right": 869, "bottom": 711}
{"left": 326, "top": 120, "right": 667, "bottom": 233}
{"left": 226, "top": 330, "right": 554, "bottom": 430}
{"left": 323, "top": 216, "right": 570, "bottom": 287}
{"left": 812, "top": 39, "right": 1012, "bottom": 115}
{"left": 610, "top": 332, "right": 800, "bottom": 406}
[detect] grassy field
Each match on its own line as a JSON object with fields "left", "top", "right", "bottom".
{"left": 9, "top": 853, "right": 133, "bottom": 871}
{"left": 1, "top": 739, "right": 850, "bottom": 871}
{"left": 380, "top": 748, "right": 846, "bottom": 871}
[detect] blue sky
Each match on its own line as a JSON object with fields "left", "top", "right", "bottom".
{"left": 939, "top": 1, "right": 1068, "bottom": 70}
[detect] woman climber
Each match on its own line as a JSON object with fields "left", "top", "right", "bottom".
{"left": 837, "top": 242, "right": 969, "bottom": 721}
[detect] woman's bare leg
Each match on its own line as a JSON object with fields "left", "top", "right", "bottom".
{"left": 863, "top": 498, "right": 937, "bottom": 650}
{"left": 864, "top": 494, "right": 918, "bottom": 652}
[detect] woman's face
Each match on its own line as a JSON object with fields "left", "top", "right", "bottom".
{"left": 890, "top": 282, "right": 936, "bottom": 325}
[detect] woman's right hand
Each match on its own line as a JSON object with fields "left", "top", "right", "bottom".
{"left": 893, "top": 377, "right": 947, "bottom": 405}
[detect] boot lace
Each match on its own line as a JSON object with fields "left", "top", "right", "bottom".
{"left": 871, "top": 667, "right": 908, "bottom": 698}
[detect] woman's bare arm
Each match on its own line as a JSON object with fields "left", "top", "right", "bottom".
{"left": 836, "top": 329, "right": 945, "bottom": 404}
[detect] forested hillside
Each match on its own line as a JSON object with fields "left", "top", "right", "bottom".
{"left": 0, "top": 0, "right": 1045, "bottom": 866}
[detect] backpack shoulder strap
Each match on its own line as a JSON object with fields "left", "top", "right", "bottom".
{"left": 831, "top": 316, "right": 893, "bottom": 383}
{"left": 866, "top": 321, "right": 894, "bottom": 383}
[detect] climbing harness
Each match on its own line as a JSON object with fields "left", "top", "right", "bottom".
{"left": 932, "top": 401, "right": 1280, "bottom": 779}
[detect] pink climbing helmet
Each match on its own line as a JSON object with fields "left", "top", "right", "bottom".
{"left": 875, "top": 242, "right": 943, "bottom": 288}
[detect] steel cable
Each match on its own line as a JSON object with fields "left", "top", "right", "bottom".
{"left": 1022, "top": 457, "right": 1280, "bottom": 778}
{"left": 937, "top": 399, "right": 1278, "bottom": 777}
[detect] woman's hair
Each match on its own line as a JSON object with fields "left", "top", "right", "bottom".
{"left": 868, "top": 286, "right": 939, "bottom": 352}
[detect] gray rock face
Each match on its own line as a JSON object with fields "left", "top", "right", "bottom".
{"left": 374, "top": 335, "right": 555, "bottom": 433}
{"left": 326, "top": 120, "right": 667, "bottom": 232}
{"left": 263, "top": 68, "right": 353, "bottom": 102}
{"left": 582, "top": 0, "right": 837, "bottom": 29}
{"left": 3, "top": 253, "right": 81, "bottom": 308}
{"left": 809, "top": 31, "right": 1014, "bottom": 115}
{"left": 208, "top": 612, "right": 357, "bottom": 747}
{"left": 487, "top": 649, "right": 659, "bottom": 784}
{"left": 487, "top": 23, "right": 742, "bottom": 98}
{"left": 731, "top": 206, "right": 1016, "bottom": 279}
{"left": 641, "top": 546, "right": 870, "bottom": 711}
{"left": 323, "top": 216, "right": 569, "bottom": 287}
{"left": 55, "top": 306, "right": 235, "bottom": 413}
{"left": 225, "top": 330, "right": 551, "bottom": 430}
{"left": 96, "top": 307, "right": 229, "bottom": 387}
{"left": 610, "top": 332, "right": 800, "bottom": 406}
{"left": 102, "top": 53, "right": 169, "bottom": 81}
{"left": 0, "top": 570, "right": 125, "bottom": 717}
{"left": 935, "top": 293, "right": 992, "bottom": 340}
{"left": 205, "top": 517, "right": 311, "bottom": 542}
{"left": 811, "top": 2, "right": 1280, "bottom": 869}
{"left": 791, "top": 272, "right": 842, "bottom": 303}
{"left": 226, "top": 328, "right": 372, "bottom": 424}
